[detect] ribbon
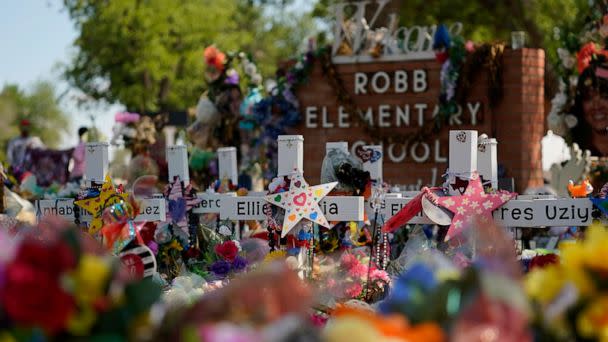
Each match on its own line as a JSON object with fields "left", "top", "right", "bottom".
{"left": 382, "top": 187, "right": 441, "bottom": 233}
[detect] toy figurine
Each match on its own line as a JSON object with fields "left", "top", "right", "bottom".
{"left": 567, "top": 179, "right": 593, "bottom": 198}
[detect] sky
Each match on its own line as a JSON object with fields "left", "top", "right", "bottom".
{"left": 0, "top": 0, "right": 569, "bottom": 171}
{"left": 0, "top": 0, "right": 119, "bottom": 148}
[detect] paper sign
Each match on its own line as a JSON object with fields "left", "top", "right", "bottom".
{"left": 220, "top": 196, "right": 364, "bottom": 221}
{"left": 35, "top": 198, "right": 166, "bottom": 223}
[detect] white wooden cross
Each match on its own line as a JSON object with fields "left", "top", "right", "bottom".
{"left": 190, "top": 136, "right": 365, "bottom": 223}
{"left": 35, "top": 142, "right": 166, "bottom": 223}
{"left": 378, "top": 130, "right": 594, "bottom": 227}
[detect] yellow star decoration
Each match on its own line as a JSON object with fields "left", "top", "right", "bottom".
{"left": 75, "top": 175, "right": 129, "bottom": 234}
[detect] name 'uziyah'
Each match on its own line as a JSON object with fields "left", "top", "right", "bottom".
{"left": 305, "top": 102, "right": 482, "bottom": 129}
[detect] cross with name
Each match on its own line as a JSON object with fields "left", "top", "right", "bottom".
{"left": 35, "top": 142, "right": 166, "bottom": 223}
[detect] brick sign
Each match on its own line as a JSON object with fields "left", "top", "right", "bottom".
{"left": 291, "top": 49, "right": 545, "bottom": 193}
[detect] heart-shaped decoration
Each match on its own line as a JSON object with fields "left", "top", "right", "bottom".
{"left": 293, "top": 193, "right": 307, "bottom": 206}
{"left": 309, "top": 212, "right": 318, "bottom": 220}
{"left": 288, "top": 214, "right": 297, "bottom": 221}
{"left": 314, "top": 189, "right": 323, "bottom": 197}
{"left": 295, "top": 208, "right": 300, "bottom": 211}
{"left": 274, "top": 194, "right": 281, "bottom": 202}
{"left": 294, "top": 180, "right": 302, "bottom": 188}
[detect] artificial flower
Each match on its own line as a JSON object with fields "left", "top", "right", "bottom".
{"left": 263, "top": 250, "right": 287, "bottom": 263}
{"left": 215, "top": 240, "right": 239, "bottom": 262}
{"left": 345, "top": 283, "right": 363, "bottom": 298}
{"left": 1, "top": 240, "right": 76, "bottom": 334}
{"left": 210, "top": 260, "right": 232, "bottom": 277}
{"left": 576, "top": 295, "right": 608, "bottom": 340}
{"left": 528, "top": 253, "right": 559, "bottom": 271}
{"left": 204, "top": 45, "right": 226, "bottom": 72}
{"left": 231, "top": 256, "right": 248, "bottom": 271}
{"left": 577, "top": 42, "right": 608, "bottom": 73}
{"left": 71, "top": 254, "right": 111, "bottom": 304}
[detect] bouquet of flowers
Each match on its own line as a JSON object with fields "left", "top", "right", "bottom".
{"left": 526, "top": 223, "right": 608, "bottom": 341}
{"left": 0, "top": 218, "right": 161, "bottom": 341}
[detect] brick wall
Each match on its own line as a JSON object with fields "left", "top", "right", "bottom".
{"left": 290, "top": 48, "right": 545, "bottom": 193}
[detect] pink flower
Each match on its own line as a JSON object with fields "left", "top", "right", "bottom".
{"left": 340, "top": 253, "right": 359, "bottom": 269}
{"left": 465, "top": 40, "right": 475, "bottom": 52}
{"left": 345, "top": 283, "right": 363, "bottom": 298}
{"left": 370, "top": 269, "right": 390, "bottom": 283}
{"left": 310, "top": 313, "right": 328, "bottom": 327}
{"left": 348, "top": 263, "right": 369, "bottom": 278}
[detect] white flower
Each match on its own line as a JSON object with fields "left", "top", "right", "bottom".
{"left": 547, "top": 112, "right": 567, "bottom": 136}
{"left": 251, "top": 73, "right": 262, "bottom": 86}
{"left": 551, "top": 92, "right": 567, "bottom": 108}
{"left": 265, "top": 79, "right": 277, "bottom": 93}
{"left": 564, "top": 114, "right": 578, "bottom": 128}
{"left": 557, "top": 48, "right": 575, "bottom": 69}
{"left": 295, "top": 61, "right": 303, "bottom": 70}
{"left": 244, "top": 62, "right": 257, "bottom": 76}
{"left": 238, "top": 52, "right": 246, "bottom": 59}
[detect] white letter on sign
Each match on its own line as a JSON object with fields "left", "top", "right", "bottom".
{"left": 355, "top": 72, "right": 368, "bottom": 94}
{"left": 338, "top": 106, "right": 350, "bottom": 128}
{"left": 371, "top": 71, "right": 390, "bottom": 94}
{"left": 395, "top": 70, "right": 408, "bottom": 93}
{"left": 306, "top": 106, "right": 318, "bottom": 128}
{"left": 413, "top": 69, "right": 427, "bottom": 93}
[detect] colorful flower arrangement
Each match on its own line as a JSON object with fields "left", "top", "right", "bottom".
{"left": 525, "top": 224, "right": 608, "bottom": 341}
{"left": 0, "top": 219, "right": 161, "bottom": 341}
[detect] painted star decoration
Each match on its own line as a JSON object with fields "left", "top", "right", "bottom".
{"left": 436, "top": 172, "right": 516, "bottom": 241}
{"left": 163, "top": 176, "right": 202, "bottom": 244}
{"left": 75, "top": 175, "right": 129, "bottom": 234}
{"left": 265, "top": 172, "right": 337, "bottom": 238}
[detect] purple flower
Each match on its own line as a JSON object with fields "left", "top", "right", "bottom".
{"left": 210, "top": 260, "right": 231, "bottom": 277}
{"left": 231, "top": 256, "right": 248, "bottom": 271}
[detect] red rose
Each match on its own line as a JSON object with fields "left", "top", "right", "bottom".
{"left": 214, "top": 241, "right": 239, "bottom": 262}
{"left": 529, "top": 254, "right": 559, "bottom": 271}
{"left": 0, "top": 240, "right": 76, "bottom": 334}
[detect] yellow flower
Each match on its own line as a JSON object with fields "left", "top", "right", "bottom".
{"left": 67, "top": 305, "right": 97, "bottom": 336}
{"left": 72, "top": 255, "right": 111, "bottom": 304}
{"left": 525, "top": 266, "right": 565, "bottom": 304}
{"left": 323, "top": 316, "right": 382, "bottom": 342}
{"left": 0, "top": 332, "right": 16, "bottom": 342}
{"left": 264, "top": 250, "right": 287, "bottom": 263}
{"left": 168, "top": 239, "right": 183, "bottom": 251}
{"left": 577, "top": 296, "right": 608, "bottom": 340}
{"left": 582, "top": 225, "right": 608, "bottom": 272}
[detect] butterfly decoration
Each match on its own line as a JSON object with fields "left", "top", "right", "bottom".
{"left": 355, "top": 146, "right": 382, "bottom": 163}
{"left": 163, "top": 176, "right": 202, "bottom": 245}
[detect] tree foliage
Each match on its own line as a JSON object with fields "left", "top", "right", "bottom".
{"left": 62, "top": 0, "right": 315, "bottom": 113}
{"left": 312, "top": 0, "right": 593, "bottom": 90}
{"left": 0, "top": 81, "right": 70, "bottom": 161}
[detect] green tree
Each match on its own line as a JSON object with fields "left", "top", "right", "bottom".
{"left": 312, "top": 0, "right": 592, "bottom": 91}
{"left": 62, "top": 0, "right": 315, "bottom": 113}
{"left": 0, "top": 81, "right": 70, "bottom": 162}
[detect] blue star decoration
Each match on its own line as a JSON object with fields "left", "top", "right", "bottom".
{"left": 590, "top": 197, "right": 608, "bottom": 218}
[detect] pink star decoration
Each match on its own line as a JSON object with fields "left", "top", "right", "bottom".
{"left": 436, "top": 172, "right": 516, "bottom": 241}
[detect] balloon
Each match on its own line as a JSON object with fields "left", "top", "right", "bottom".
{"left": 102, "top": 200, "right": 135, "bottom": 225}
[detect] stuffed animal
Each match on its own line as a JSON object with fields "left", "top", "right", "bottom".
{"left": 567, "top": 179, "right": 593, "bottom": 198}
